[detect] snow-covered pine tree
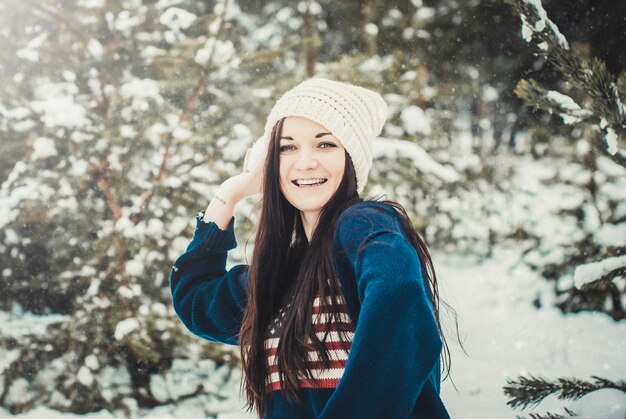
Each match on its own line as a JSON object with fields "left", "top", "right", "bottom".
{"left": 0, "top": 0, "right": 260, "bottom": 414}
{"left": 502, "top": 0, "right": 626, "bottom": 415}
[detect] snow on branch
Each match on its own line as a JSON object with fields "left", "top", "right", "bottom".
{"left": 505, "top": 0, "right": 626, "bottom": 168}
{"left": 514, "top": 80, "right": 593, "bottom": 125}
{"left": 373, "top": 137, "right": 461, "bottom": 183}
{"left": 573, "top": 254, "right": 626, "bottom": 290}
{"left": 517, "top": 0, "right": 569, "bottom": 50}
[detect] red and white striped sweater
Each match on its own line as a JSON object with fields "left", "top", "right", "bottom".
{"left": 263, "top": 291, "right": 356, "bottom": 393}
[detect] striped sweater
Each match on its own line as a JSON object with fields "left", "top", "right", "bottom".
{"left": 264, "top": 291, "right": 355, "bottom": 393}
{"left": 170, "top": 201, "right": 450, "bottom": 418}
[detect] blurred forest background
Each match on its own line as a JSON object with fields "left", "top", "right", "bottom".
{"left": 0, "top": 0, "right": 624, "bottom": 417}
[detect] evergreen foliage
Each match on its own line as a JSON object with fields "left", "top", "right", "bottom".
{"left": 503, "top": 0, "right": 625, "bottom": 320}
{"left": 505, "top": 0, "right": 626, "bottom": 166}
{"left": 517, "top": 408, "right": 578, "bottom": 419}
{"left": 505, "top": 375, "right": 626, "bottom": 409}
{"left": 503, "top": 0, "right": 625, "bottom": 416}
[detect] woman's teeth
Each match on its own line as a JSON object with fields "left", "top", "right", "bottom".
{"left": 293, "top": 179, "right": 327, "bottom": 187}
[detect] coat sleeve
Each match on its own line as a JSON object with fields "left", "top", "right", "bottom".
{"left": 170, "top": 210, "right": 248, "bottom": 346}
{"left": 319, "top": 203, "right": 442, "bottom": 419}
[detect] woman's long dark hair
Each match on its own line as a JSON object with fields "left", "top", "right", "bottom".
{"left": 239, "top": 117, "right": 452, "bottom": 417}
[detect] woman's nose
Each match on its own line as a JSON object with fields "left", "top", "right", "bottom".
{"left": 294, "top": 149, "right": 318, "bottom": 170}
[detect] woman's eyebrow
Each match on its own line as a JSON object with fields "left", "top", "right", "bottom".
{"left": 279, "top": 132, "right": 332, "bottom": 140}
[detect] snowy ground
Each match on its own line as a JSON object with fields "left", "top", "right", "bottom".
{"left": 436, "top": 246, "right": 626, "bottom": 418}
{"left": 2, "top": 241, "right": 625, "bottom": 419}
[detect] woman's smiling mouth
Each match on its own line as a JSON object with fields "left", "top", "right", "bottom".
{"left": 291, "top": 178, "right": 328, "bottom": 187}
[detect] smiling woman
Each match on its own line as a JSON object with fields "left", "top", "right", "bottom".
{"left": 278, "top": 117, "right": 346, "bottom": 240}
{"left": 170, "top": 77, "right": 452, "bottom": 418}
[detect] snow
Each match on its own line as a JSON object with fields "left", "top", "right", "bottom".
{"left": 520, "top": 0, "right": 570, "bottom": 50}
{"left": 159, "top": 7, "right": 196, "bottom": 32}
{"left": 605, "top": 128, "right": 618, "bottom": 155}
{"left": 86, "top": 39, "right": 104, "bottom": 58}
{"left": 77, "top": 0, "right": 105, "bottom": 8}
{"left": 1, "top": 350, "right": 20, "bottom": 374}
{"left": 275, "top": 8, "right": 292, "bottom": 22}
{"left": 534, "top": 18, "right": 546, "bottom": 32}
{"left": 114, "top": 317, "right": 140, "bottom": 340}
{"left": 597, "top": 155, "right": 626, "bottom": 177}
{"left": 5, "top": 379, "right": 32, "bottom": 406}
{"left": 0, "top": 306, "right": 67, "bottom": 339}
{"left": 145, "top": 218, "right": 165, "bottom": 237}
{"left": 357, "top": 54, "right": 394, "bottom": 73}
{"left": 165, "top": 216, "right": 187, "bottom": 238}
{"left": 117, "top": 284, "right": 143, "bottom": 300}
{"left": 546, "top": 91, "right": 580, "bottom": 111}
{"left": 119, "top": 78, "right": 161, "bottom": 101}
{"left": 113, "top": 10, "right": 142, "bottom": 33}
{"left": 85, "top": 355, "right": 100, "bottom": 370}
{"left": 4, "top": 107, "right": 30, "bottom": 119}
{"left": 546, "top": 90, "right": 592, "bottom": 124}
{"left": 481, "top": 85, "right": 499, "bottom": 102}
{"left": 437, "top": 247, "right": 626, "bottom": 419}
{"left": 374, "top": 137, "right": 461, "bottom": 183}
{"left": 172, "top": 126, "right": 191, "bottom": 140}
{"left": 297, "top": 1, "right": 322, "bottom": 15}
{"left": 77, "top": 366, "right": 94, "bottom": 387}
{"left": 31, "top": 137, "right": 57, "bottom": 160}
{"left": 214, "top": 0, "right": 241, "bottom": 22}
{"left": 594, "top": 223, "right": 626, "bottom": 247}
{"left": 141, "top": 45, "right": 166, "bottom": 62}
{"left": 364, "top": 23, "right": 378, "bottom": 36}
{"left": 521, "top": 15, "right": 534, "bottom": 42}
{"left": 400, "top": 105, "right": 432, "bottom": 136}
{"left": 573, "top": 255, "right": 626, "bottom": 289}
{"left": 195, "top": 39, "right": 236, "bottom": 66}
{"left": 217, "top": 128, "right": 250, "bottom": 162}
{"left": 0, "top": 408, "right": 115, "bottom": 419}
{"left": 155, "top": 0, "right": 183, "bottom": 9}
{"left": 415, "top": 7, "right": 435, "bottom": 21}
{"left": 31, "top": 94, "right": 87, "bottom": 129}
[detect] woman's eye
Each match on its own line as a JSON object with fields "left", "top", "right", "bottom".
{"left": 280, "top": 142, "right": 336, "bottom": 152}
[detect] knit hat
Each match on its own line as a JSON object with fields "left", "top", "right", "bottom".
{"left": 247, "top": 77, "right": 388, "bottom": 194}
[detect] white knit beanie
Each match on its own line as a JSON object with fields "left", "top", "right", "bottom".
{"left": 247, "top": 77, "right": 388, "bottom": 194}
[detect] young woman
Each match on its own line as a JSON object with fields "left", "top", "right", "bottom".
{"left": 170, "top": 77, "right": 452, "bottom": 418}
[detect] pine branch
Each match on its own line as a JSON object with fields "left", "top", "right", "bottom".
{"left": 504, "top": 375, "right": 626, "bottom": 410}
{"left": 504, "top": 0, "right": 626, "bottom": 167}
{"left": 588, "top": 126, "right": 626, "bottom": 167}
{"left": 516, "top": 78, "right": 626, "bottom": 166}
{"left": 514, "top": 79, "right": 594, "bottom": 125}
{"left": 580, "top": 266, "right": 626, "bottom": 292}
{"left": 573, "top": 254, "right": 626, "bottom": 289}
{"left": 517, "top": 407, "right": 578, "bottom": 419}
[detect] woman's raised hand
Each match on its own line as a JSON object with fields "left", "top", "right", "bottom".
{"left": 217, "top": 148, "right": 265, "bottom": 204}
{"left": 202, "top": 148, "right": 265, "bottom": 227}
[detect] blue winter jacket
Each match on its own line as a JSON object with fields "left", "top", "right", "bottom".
{"left": 170, "top": 201, "right": 451, "bottom": 418}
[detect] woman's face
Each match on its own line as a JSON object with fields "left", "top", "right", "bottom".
{"left": 278, "top": 116, "right": 346, "bottom": 221}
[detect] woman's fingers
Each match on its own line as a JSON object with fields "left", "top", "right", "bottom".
{"left": 243, "top": 149, "right": 251, "bottom": 173}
